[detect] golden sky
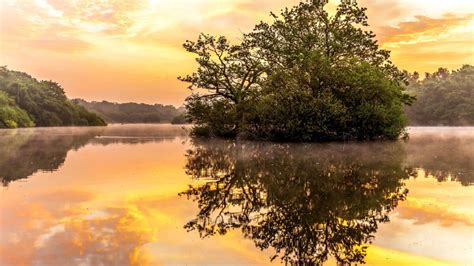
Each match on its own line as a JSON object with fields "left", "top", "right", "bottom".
{"left": 1, "top": 0, "right": 473, "bottom": 105}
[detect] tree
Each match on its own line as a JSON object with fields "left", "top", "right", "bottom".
{"left": 73, "top": 99, "right": 184, "bottom": 124}
{"left": 0, "top": 91, "right": 34, "bottom": 128}
{"left": 406, "top": 65, "right": 474, "bottom": 126}
{"left": 179, "top": 34, "right": 264, "bottom": 137}
{"left": 171, "top": 113, "right": 189, "bottom": 125}
{"left": 249, "top": 54, "right": 411, "bottom": 141}
{"left": 0, "top": 67, "right": 107, "bottom": 127}
{"left": 179, "top": 0, "right": 413, "bottom": 141}
{"left": 247, "top": 0, "right": 400, "bottom": 77}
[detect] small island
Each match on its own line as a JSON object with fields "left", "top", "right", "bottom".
{"left": 179, "top": 0, "right": 473, "bottom": 141}
{"left": 179, "top": 0, "right": 413, "bottom": 141}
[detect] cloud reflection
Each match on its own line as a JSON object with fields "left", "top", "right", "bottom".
{"left": 0, "top": 190, "right": 158, "bottom": 265}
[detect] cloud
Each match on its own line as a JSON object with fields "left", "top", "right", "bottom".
{"left": 377, "top": 14, "right": 474, "bottom": 44}
{"left": 379, "top": 14, "right": 474, "bottom": 72}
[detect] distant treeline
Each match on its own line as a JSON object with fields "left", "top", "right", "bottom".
{"left": 73, "top": 99, "right": 187, "bottom": 124}
{"left": 1, "top": 64, "right": 471, "bottom": 130}
{"left": 0, "top": 67, "right": 106, "bottom": 128}
{"left": 405, "top": 65, "right": 474, "bottom": 126}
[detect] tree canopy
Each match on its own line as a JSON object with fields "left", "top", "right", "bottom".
{"left": 74, "top": 99, "right": 186, "bottom": 124}
{"left": 0, "top": 67, "right": 106, "bottom": 128}
{"left": 0, "top": 91, "right": 34, "bottom": 128}
{"left": 179, "top": 0, "right": 413, "bottom": 141}
{"left": 405, "top": 65, "right": 474, "bottom": 126}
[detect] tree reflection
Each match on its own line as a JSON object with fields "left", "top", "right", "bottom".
{"left": 406, "top": 136, "right": 474, "bottom": 186}
{"left": 0, "top": 129, "right": 99, "bottom": 186}
{"left": 0, "top": 125, "right": 187, "bottom": 186}
{"left": 181, "top": 140, "right": 413, "bottom": 265}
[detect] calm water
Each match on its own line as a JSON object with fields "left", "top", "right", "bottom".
{"left": 0, "top": 125, "right": 473, "bottom": 265}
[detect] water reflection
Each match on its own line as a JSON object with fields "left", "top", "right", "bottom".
{"left": 181, "top": 140, "right": 413, "bottom": 265}
{"left": 406, "top": 132, "right": 474, "bottom": 185}
{"left": 0, "top": 129, "right": 98, "bottom": 185}
{"left": 0, "top": 126, "right": 472, "bottom": 265}
{"left": 0, "top": 125, "right": 188, "bottom": 185}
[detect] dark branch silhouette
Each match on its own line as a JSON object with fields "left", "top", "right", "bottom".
{"left": 181, "top": 140, "right": 413, "bottom": 264}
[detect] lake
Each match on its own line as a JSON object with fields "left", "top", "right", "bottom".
{"left": 0, "top": 124, "right": 472, "bottom": 265}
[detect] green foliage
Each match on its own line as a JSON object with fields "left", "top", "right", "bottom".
{"left": 406, "top": 65, "right": 474, "bottom": 126}
{"left": 185, "top": 94, "right": 239, "bottom": 137}
{"left": 180, "top": 0, "right": 412, "bottom": 141}
{"left": 171, "top": 113, "right": 190, "bottom": 125}
{"left": 248, "top": 54, "right": 409, "bottom": 141}
{"left": 0, "top": 66, "right": 106, "bottom": 127}
{"left": 74, "top": 99, "right": 185, "bottom": 124}
{"left": 0, "top": 91, "right": 35, "bottom": 128}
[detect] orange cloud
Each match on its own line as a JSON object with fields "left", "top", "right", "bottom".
{"left": 377, "top": 14, "right": 473, "bottom": 44}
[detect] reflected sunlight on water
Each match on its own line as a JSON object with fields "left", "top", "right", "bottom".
{"left": 0, "top": 125, "right": 473, "bottom": 265}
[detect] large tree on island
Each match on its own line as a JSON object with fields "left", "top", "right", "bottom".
{"left": 179, "top": 0, "right": 413, "bottom": 141}
{"left": 179, "top": 35, "right": 264, "bottom": 137}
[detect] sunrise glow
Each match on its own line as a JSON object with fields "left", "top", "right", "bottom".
{"left": 0, "top": 0, "right": 472, "bottom": 105}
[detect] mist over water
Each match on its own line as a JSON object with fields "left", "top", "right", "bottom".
{"left": 0, "top": 125, "right": 472, "bottom": 265}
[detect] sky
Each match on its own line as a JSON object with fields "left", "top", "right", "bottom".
{"left": 0, "top": 0, "right": 473, "bottom": 106}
